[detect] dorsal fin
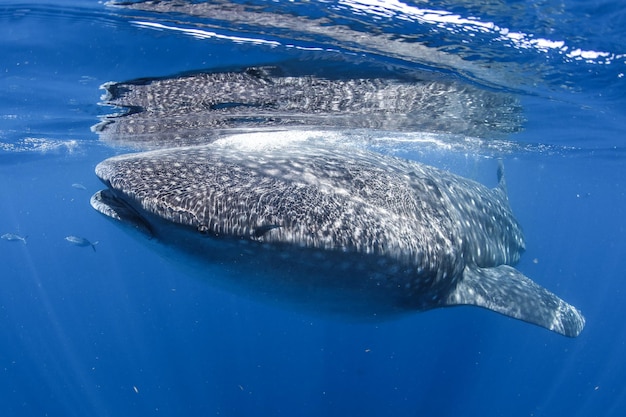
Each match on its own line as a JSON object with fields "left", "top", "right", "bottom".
{"left": 493, "top": 160, "right": 513, "bottom": 209}
{"left": 497, "top": 160, "right": 506, "bottom": 190}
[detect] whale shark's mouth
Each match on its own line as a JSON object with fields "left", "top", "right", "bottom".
{"left": 91, "top": 189, "right": 154, "bottom": 237}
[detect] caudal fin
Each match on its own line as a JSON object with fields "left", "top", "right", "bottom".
{"left": 445, "top": 265, "right": 585, "bottom": 337}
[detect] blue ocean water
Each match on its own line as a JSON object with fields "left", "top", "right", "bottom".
{"left": 1, "top": 1, "right": 625, "bottom": 416}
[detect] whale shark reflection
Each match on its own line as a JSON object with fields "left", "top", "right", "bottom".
{"left": 92, "top": 66, "right": 523, "bottom": 151}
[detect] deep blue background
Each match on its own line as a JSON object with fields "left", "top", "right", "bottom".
{"left": 1, "top": 1, "right": 625, "bottom": 416}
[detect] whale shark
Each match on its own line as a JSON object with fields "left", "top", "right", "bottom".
{"left": 90, "top": 135, "right": 584, "bottom": 337}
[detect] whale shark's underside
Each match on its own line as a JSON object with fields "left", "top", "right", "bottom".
{"left": 91, "top": 136, "right": 585, "bottom": 337}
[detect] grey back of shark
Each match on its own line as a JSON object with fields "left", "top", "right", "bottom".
{"left": 91, "top": 138, "right": 584, "bottom": 337}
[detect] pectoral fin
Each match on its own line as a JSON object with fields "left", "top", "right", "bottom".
{"left": 445, "top": 265, "right": 585, "bottom": 337}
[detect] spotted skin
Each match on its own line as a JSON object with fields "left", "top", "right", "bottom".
{"left": 93, "top": 66, "right": 523, "bottom": 149}
{"left": 91, "top": 138, "right": 584, "bottom": 336}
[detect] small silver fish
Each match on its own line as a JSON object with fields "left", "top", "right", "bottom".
{"left": 71, "top": 183, "right": 87, "bottom": 190}
{"left": 65, "top": 235, "right": 98, "bottom": 251}
{"left": 1, "top": 233, "right": 27, "bottom": 244}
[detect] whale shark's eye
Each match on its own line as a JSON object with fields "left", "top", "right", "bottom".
{"left": 253, "top": 225, "right": 281, "bottom": 239}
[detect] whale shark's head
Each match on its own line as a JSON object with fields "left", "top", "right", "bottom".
{"left": 90, "top": 136, "right": 460, "bottom": 261}
{"left": 90, "top": 188, "right": 154, "bottom": 237}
